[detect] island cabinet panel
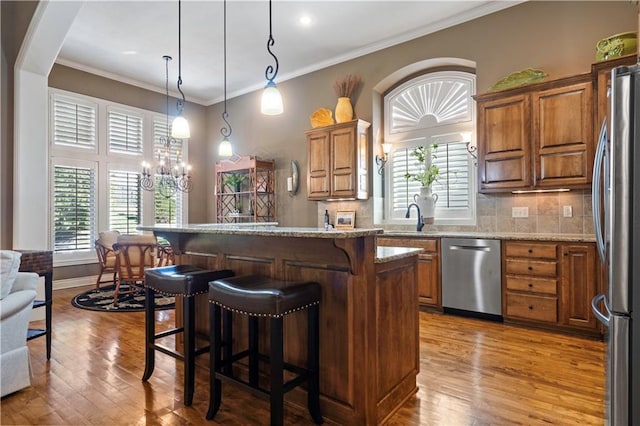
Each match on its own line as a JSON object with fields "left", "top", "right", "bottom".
{"left": 306, "top": 119, "right": 370, "bottom": 200}
{"left": 377, "top": 237, "right": 441, "bottom": 309}
{"left": 476, "top": 74, "right": 594, "bottom": 192}
{"left": 157, "top": 229, "right": 419, "bottom": 425}
{"left": 502, "top": 240, "right": 602, "bottom": 337}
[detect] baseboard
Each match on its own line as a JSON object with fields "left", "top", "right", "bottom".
{"left": 53, "top": 275, "right": 98, "bottom": 290}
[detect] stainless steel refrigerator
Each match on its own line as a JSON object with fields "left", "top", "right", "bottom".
{"left": 592, "top": 62, "right": 640, "bottom": 426}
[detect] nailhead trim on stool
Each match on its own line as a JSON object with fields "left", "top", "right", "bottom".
{"left": 142, "top": 265, "right": 234, "bottom": 406}
{"left": 207, "top": 275, "right": 323, "bottom": 425}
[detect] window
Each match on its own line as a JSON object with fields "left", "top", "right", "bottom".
{"left": 49, "top": 90, "right": 188, "bottom": 264}
{"left": 52, "top": 162, "right": 96, "bottom": 251}
{"left": 384, "top": 71, "right": 476, "bottom": 225}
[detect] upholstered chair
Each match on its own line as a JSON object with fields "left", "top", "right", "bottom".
{"left": 0, "top": 250, "right": 39, "bottom": 397}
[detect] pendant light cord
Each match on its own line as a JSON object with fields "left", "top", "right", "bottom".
{"left": 264, "top": 0, "right": 279, "bottom": 84}
{"left": 164, "top": 56, "right": 171, "bottom": 136}
{"left": 221, "top": 0, "right": 231, "bottom": 138}
{"left": 176, "top": 0, "right": 186, "bottom": 113}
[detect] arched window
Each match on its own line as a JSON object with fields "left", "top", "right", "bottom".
{"left": 383, "top": 70, "right": 476, "bottom": 225}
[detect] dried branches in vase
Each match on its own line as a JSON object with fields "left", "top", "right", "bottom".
{"left": 333, "top": 74, "right": 361, "bottom": 99}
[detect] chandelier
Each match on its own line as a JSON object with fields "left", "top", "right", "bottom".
{"left": 140, "top": 55, "right": 193, "bottom": 198}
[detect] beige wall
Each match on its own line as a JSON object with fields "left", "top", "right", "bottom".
{"left": 2, "top": 1, "right": 637, "bottom": 278}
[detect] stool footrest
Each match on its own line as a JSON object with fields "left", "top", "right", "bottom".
{"left": 154, "top": 327, "right": 183, "bottom": 340}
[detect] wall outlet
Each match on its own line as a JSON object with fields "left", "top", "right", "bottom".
{"left": 563, "top": 205, "right": 573, "bottom": 217}
{"left": 512, "top": 206, "right": 529, "bottom": 218}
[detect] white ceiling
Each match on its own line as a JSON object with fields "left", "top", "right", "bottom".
{"left": 56, "top": 0, "right": 521, "bottom": 106}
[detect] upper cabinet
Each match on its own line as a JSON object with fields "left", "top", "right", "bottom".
{"left": 306, "top": 119, "right": 370, "bottom": 200}
{"left": 592, "top": 54, "right": 637, "bottom": 139}
{"left": 476, "top": 74, "right": 593, "bottom": 192}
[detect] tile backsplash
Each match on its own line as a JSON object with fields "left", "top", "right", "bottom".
{"left": 318, "top": 189, "right": 595, "bottom": 236}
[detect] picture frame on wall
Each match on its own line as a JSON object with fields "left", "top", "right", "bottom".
{"left": 335, "top": 210, "right": 355, "bottom": 229}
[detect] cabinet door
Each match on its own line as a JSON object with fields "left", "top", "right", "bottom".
{"left": 533, "top": 81, "right": 593, "bottom": 188}
{"left": 330, "top": 126, "right": 356, "bottom": 198}
{"left": 417, "top": 253, "right": 440, "bottom": 307}
{"left": 560, "top": 243, "right": 598, "bottom": 331}
{"left": 477, "top": 93, "right": 531, "bottom": 192}
{"left": 307, "top": 131, "right": 330, "bottom": 199}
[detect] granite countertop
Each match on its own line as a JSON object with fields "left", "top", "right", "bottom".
{"left": 375, "top": 246, "right": 423, "bottom": 263}
{"left": 139, "top": 224, "right": 384, "bottom": 239}
{"left": 381, "top": 230, "right": 595, "bottom": 243}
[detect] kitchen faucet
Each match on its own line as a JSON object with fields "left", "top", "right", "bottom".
{"left": 405, "top": 203, "right": 425, "bottom": 231}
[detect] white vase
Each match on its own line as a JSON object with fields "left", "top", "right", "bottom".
{"left": 413, "top": 186, "right": 438, "bottom": 224}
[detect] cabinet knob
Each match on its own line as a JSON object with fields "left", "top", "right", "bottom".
{"left": 528, "top": 283, "right": 533, "bottom": 288}
{"left": 528, "top": 305, "right": 534, "bottom": 310}
{"left": 528, "top": 249, "right": 533, "bottom": 254}
{"left": 528, "top": 266, "right": 533, "bottom": 271}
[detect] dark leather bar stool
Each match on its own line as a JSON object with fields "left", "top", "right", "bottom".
{"left": 143, "top": 265, "right": 234, "bottom": 406}
{"left": 207, "top": 275, "right": 323, "bottom": 425}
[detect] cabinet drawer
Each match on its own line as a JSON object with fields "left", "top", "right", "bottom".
{"left": 505, "top": 276, "right": 557, "bottom": 295}
{"left": 377, "top": 237, "right": 438, "bottom": 253}
{"left": 505, "top": 242, "right": 557, "bottom": 259}
{"left": 506, "top": 293, "right": 558, "bottom": 323}
{"left": 505, "top": 258, "right": 557, "bottom": 277}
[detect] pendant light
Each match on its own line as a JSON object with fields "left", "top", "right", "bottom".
{"left": 260, "top": 0, "right": 283, "bottom": 115}
{"left": 219, "top": 0, "right": 233, "bottom": 157}
{"left": 171, "top": 0, "right": 191, "bottom": 138}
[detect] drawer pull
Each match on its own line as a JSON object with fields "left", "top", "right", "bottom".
{"left": 528, "top": 283, "right": 533, "bottom": 288}
{"left": 528, "top": 249, "right": 533, "bottom": 254}
{"left": 528, "top": 305, "right": 534, "bottom": 310}
{"left": 528, "top": 266, "right": 533, "bottom": 271}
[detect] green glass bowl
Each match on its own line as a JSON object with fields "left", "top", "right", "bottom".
{"left": 596, "top": 31, "right": 637, "bottom": 61}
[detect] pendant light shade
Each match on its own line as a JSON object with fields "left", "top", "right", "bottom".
{"left": 171, "top": 0, "right": 190, "bottom": 139}
{"left": 261, "top": 0, "right": 283, "bottom": 115}
{"left": 261, "top": 81, "right": 283, "bottom": 115}
{"left": 219, "top": 139, "right": 233, "bottom": 157}
{"left": 171, "top": 115, "right": 190, "bottom": 139}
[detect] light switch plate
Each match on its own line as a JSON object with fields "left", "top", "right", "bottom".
{"left": 563, "top": 205, "right": 573, "bottom": 217}
{"left": 512, "top": 206, "right": 529, "bottom": 218}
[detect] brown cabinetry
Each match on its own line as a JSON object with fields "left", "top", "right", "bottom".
{"left": 377, "top": 236, "right": 441, "bottom": 308}
{"left": 306, "top": 119, "right": 370, "bottom": 200}
{"left": 215, "top": 156, "right": 275, "bottom": 223}
{"left": 476, "top": 74, "right": 593, "bottom": 192}
{"left": 503, "top": 240, "right": 601, "bottom": 336}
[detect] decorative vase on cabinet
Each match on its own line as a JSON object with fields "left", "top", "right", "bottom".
{"left": 414, "top": 186, "right": 438, "bottom": 224}
{"left": 335, "top": 97, "right": 354, "bottom": 123}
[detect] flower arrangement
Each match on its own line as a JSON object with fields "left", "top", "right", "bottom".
{"left": 404, "top": 144, "right": 440, "bottom": 187}
{"left": 333, "top": 74, "right": 361, "bottom": 99}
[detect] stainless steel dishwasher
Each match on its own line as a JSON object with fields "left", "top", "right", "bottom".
{"left": 441, "top": 238, "right": 502, "bottom": 317}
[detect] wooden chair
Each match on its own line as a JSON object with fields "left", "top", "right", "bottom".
{"left": 112, "top": 234, "right": 157, "bottom": 305}
{"left": 94, "top": 230, "right": 120, "bottom": 289}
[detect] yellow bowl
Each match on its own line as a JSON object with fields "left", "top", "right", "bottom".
{"left": 596, "top": 31, "right": 637, "bottom": 61}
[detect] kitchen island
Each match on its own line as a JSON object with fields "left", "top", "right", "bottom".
{"left": 139, "top": 224, "right": 421, "bottom": 425}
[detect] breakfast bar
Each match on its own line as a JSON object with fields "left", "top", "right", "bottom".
{"left": 139, "top": 224, "right": 421, "bottom": 425}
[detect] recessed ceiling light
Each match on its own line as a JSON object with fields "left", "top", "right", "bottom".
{"left": 299, "top": 15, "right": 312, "bottom": 26}
{"left": 122, "top": 50, "right": 137, "bottom": 55}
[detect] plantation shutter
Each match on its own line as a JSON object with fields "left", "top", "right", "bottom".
{"left": 431, "top": 142, "right": 470, "bottom": 209}
{"left": 108, "top": 109, "right": 144, "bottom": 154}
{"left": 53, "top": 165, "right": 96, "bottom": 251}
{"left": 390, "top": 147, "right": 424, "bottom": 218}
{"left": 52, "top": 95, "right": 96, "bottom": 149}
{"left": 109, "top": 170, "right": 142, "bottom": 233}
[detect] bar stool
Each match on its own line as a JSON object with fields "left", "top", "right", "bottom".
{"left": 143, "top": 265, "right": 234, "bottom": 406}
{"left": 207, "top": 275, "right": 323, "bottom": 425}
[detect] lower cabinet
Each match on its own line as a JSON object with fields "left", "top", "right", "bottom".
{"left": 377, "top": 237, "right": 441, "bottom": 309}
{"left": 503, "top": 240, "right": 601, "bottom": 336}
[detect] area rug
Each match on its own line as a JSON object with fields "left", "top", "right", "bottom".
{"left": 71, "top": 284, "right": 175, "bottom": 312}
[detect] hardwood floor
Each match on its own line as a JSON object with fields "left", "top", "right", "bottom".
{"left": 1, "top": 285, "right": 605, "bottom": 425}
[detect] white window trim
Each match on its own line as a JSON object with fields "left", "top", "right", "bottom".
{"left": 382, "top": 71, "right": 477, "bottom": 226}
{"left": 48, "top": 88, "right": 189, "bottom": 266}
